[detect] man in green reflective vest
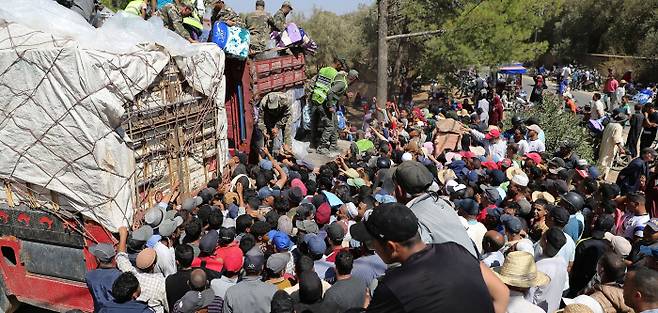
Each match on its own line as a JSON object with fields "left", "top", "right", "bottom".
{"left": 310, "top": 58, "right": 359, "bottom": 156}
{"left": 308, "top": 57, "right": 345, "bottom": 150}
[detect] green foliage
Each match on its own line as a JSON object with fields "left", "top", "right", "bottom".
{"left": 402, "top": 0, "right": 559, "bottom": 78}
{"left": 504, "top": 94, "right": 594, "bottom": 162}
{"left": 545, "top": 0, "right": 658, "bottom": 58}
{"left": 294, "top": 5, "right": 377, "bottom": 75}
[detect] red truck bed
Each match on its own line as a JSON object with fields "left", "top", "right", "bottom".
{"left": 224, "top": 54, "right": 306, "bottom": 156}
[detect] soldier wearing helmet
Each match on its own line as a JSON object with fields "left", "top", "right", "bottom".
{"left": 560, "top": 191, "right": 586, "bottom": 242}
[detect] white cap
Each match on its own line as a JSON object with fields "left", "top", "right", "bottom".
{"left": 401, "top": 152, "right": 413, "bottom": 162}
{"left": 511, "top": 174, "right": 529, "bottom": 187}
{"left": 562, "top": 295, "right": 604, "bottom": 313}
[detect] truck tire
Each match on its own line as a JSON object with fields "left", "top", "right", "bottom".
{"left": 0, "top": 279, "right": 19, "bottom": 313}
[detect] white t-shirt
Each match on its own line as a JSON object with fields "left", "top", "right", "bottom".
{"left": 478, "top": 99, "right": 490, "bottom": 124}
{"left": 622, "top": 213, "right": 650, "bottom": 239}
{"left": 465, "top": 219, "right": 488, "bottom": 254}
{"left": 591, "top": 100, "right": 606, "bottom": 120}
{"left": 535, "top": 232, "right": 575, "bottom": 291}
{"left": 527, "top": 139, "right": 546, "bottom": 153}
{"left": 507, "top": 290, "right": 545, "bottom": 313}
{"left": 517, "top": 139, "right": 530, "bottom": 155}
{"left": 153, "top": 242, "right": 177, "bottom": 277}
{"left": 481, "top": 250, "right": 505, "bottom": 268}
{"left": 531, "top": 256, "right": 569, "bottom": 313}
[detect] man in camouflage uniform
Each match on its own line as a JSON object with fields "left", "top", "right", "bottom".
{"left": 208, "top": 0, "right": 243, "bottom": 28}
{"left": 257, "top": 92, "right": 293, "bottom": 153}
{"left": 244, "top": 0, "right": 271, "bottom": 55}
{"left": 317, "top": 69, "right": 359, "bottom": 156}
{"left": 268, "top": 1, "right": 293, "bottom": 32}
{"left": 161, "top": 0, "right": 196, "bottom": 42}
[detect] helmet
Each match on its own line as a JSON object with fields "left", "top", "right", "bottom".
{"left": 561, "top": 191, "right": 585, "bottom": 212}
{"left": 376, "top": 157, "right": 391, "bottom": 169}
{"left": 511, "top": 116, "right": 524, "bottom": 126}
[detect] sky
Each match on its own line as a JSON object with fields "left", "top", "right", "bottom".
{"left": 223, "top": 0, "right": 374, "bottom": 16}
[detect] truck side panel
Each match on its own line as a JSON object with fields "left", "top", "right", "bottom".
{"left": 0, "top": 237, "right": 93, "bottom": 312}
{"left": 0, "top": 204, "right": 112, "bottom": 312}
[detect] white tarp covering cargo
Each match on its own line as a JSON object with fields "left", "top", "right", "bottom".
{"left": 0, "top": 0, "right": 227, "bottom": 232}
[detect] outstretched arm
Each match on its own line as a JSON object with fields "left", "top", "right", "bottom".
{"left": 480, "top": 262, "right": 510, "bottom": 313}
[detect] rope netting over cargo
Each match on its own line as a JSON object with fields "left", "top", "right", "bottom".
{"left": 0, "top": 17, "right": 228, "bottom": 233}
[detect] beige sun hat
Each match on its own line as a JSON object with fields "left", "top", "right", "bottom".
{"left": 437, "top": 169, "right": 457, "bottom": 185}
{"left": 556, "top": 304, "right": 594, "bottom": 313}
{"left": 532, "top": 191, "right": 556, "bottom": 204}
{"left": 505, "top": 166, "right": 526, "bottom": 181}
{"left": 493, "top": 251, "right": 550, "bottom": 288}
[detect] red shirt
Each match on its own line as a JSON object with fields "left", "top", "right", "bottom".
{"left": 191, "top": 255, "right": 223, "bottom": 273}
{"left": 325, "top": 247, "right": 346, "bottom": 263}
{"left": 605, "top": 78, "right": 619, "bottom": 93}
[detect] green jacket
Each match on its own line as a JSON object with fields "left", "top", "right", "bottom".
{"left": 124, "top": 0, "right": 145, "bottom": 16}
{"left": 161, "top": 3, "right": 191, "bottom": 40}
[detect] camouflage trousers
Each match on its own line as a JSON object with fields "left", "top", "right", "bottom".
{"left": 311, "top": 105, "right": 337, "bottom": 150}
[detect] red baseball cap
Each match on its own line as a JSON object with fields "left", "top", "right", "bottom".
{"left": 315, "top": 202, "right": 331, "bottom": 225}
{"left": 481, "top": 161, "right": 500, "bottom": 171}
{"left": 485, "top": 129, "right": 501, "bottom": 140}
{"left": 524, "top": 152, "right": 542, "bottom": 165}
{"left": 290, "top": 178, "right": 307, "bottom": 197}
{"left": 460, "top": 151, "right": 476, "bottom": 159}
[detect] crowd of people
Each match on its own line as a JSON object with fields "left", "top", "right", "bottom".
{"left": 86, "top": 82, "right": 658, "bottom": 313}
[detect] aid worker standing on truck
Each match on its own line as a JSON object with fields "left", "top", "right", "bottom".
{"left": 310, "top": 59, "right": 359, "bottom": 156}
{"left": 269, "top": 1, "right": 293, "bottom": 32}
{"left": 245, "top": 0, "right": 271, "bottom": 55}
{"left": 308, "top": 57, "right": 345, "bottom": 151}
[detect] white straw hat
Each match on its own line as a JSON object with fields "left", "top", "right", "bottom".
{"left": 493, "top": 251, "right": 550, "bottom": 288}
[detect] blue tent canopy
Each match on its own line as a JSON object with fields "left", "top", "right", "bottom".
{"left": 498, "top": 64, "right": 527, "bottom": 75}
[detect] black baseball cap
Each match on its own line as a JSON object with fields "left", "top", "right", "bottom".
{"left": 455, "top": 198, "right": 480, "bottom": 216}
{"left": 350, "top": 202, "right": 419, "bottom": 243}
{"left": 393, "top": 161, "right": 434, "bottom": 195}
{"left": 543, "top": 227, "right": 566, "bottom": 257}
{"left": 548, "top": 205, "right": 570, "bottom": 226}
{"left": 326, "top": 222, "right": 345, "bottom": 242}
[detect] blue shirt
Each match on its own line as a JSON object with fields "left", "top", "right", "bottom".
{"left": 86, "top": 268, "right": 122, "bottom": 312}
{"left": 98, "top": 300, "right": 154, "bottom": 313}
{"left": 564, "top": 215, "right": 584, "bottom": 243}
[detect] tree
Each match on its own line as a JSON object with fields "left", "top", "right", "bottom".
{"left": 401, "top": 0, "right": 560, "bottom": 78}
{"left": 504, "top": 94, "right": 594, "bottom": 162}
{"left": 294, "top": 5, "right": 378, "bottom": 75}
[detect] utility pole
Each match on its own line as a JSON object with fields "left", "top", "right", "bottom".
{"left": 376, "top": 0, "right": 443, "bottom": 112}
{"left": 376, "top": 0, "right": 388, "bottom": 112}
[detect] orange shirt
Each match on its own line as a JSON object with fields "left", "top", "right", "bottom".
{"left": 566, "top": 99, "right": 577, "bottom": 113}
